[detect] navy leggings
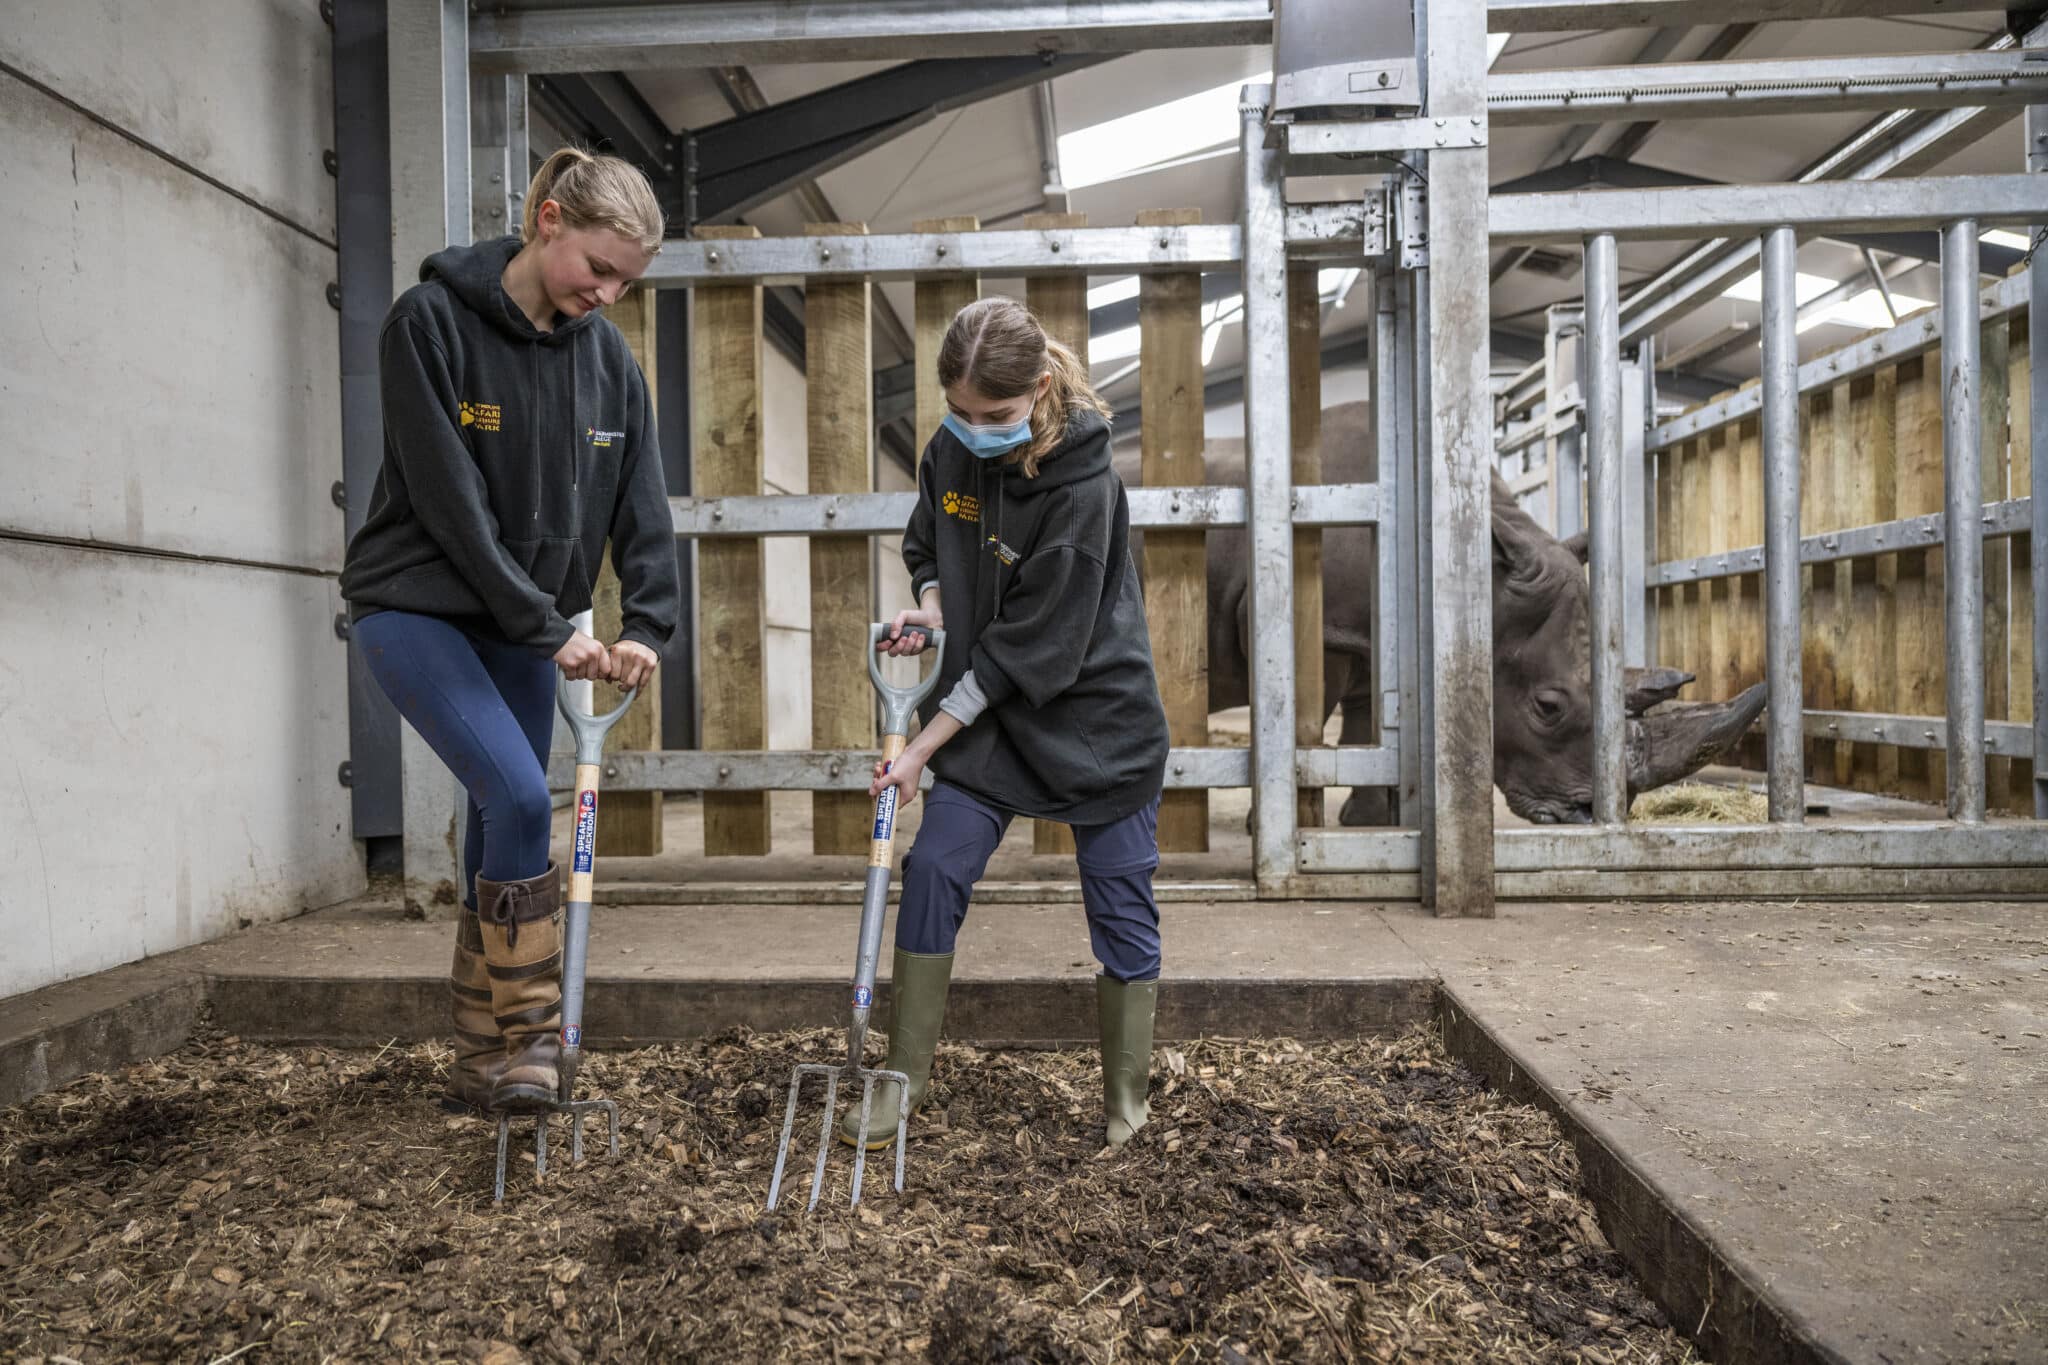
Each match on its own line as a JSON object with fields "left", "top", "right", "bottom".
{"left": 354, "top": 609, "right": 557, "bottom": 910}
{"left": 897, "top": 782, "right": 1162, "bottom": 981}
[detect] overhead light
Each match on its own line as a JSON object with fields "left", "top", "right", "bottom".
{"left": 1722, "top": 270, "right": 1837, "bottom": 306}
{"left": 1319, "top": 266, "right": 1361, "bottom": 307}
{"left": 1087, "top": 276, "right": 1140, "bottom": 309}
{"left": 1982, "top": 228, "right": 2032, "bottom": 251}
{"left": 1058, "top": 70, "right": 1272, "bottom": 191}
{"left": 1488, "top": 33, "right": 1511, "bottom": 68}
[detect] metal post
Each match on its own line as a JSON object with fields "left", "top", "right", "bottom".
{"left": 1620, "top": 351, "right": 1649, "bottom": 666}
{"left": 470, "top": 73, "right": 526, "bottom": 241}
{"left": 1420, "top": 0, "right": 1495, "bottom": 912}
{"left": 335, "top": 0, "right": 402, "bottom": 841}
{"left": 1760, "top": 225, "right": 1805, "bottom": 823}
{"left": 390, "top": 0, "right": 472, "bottom": 911}
{"left": 1372, "top": 270, "right": 1406, "bottom": 823}
{"left": 1941, "top": 219, "right": 1986, "bottom": 823}
{"left": 1584, "top": 234, "right": 1627, "bottom": 825}
{"left": 1239, "top": 85, "right": 1298, "bottom": 890}
{"left": 1390, "top": 270, "right": 1423, "bottom": 824}
{"left": 2028, "top": 63, "right": 2048, "bottom": 818}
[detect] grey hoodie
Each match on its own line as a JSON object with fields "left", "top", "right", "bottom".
{"left": 903, "top": 408, "right": 1169, "bottom": 825}
{"left": 339, "top": 236, "right": 679, "bottom": 657}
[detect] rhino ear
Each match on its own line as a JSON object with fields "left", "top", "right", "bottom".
{"left": 1560, "top": 529, "right": 1590, "bottom": 564}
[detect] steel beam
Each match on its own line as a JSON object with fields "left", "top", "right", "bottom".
{"left": 1493, "top": 174, "right": 2045, "bottom": 245}
{"left": 1421, "top": 0, "right": 1498, "bottom": 915}
{"left": 1941, "top": 220, "right": 1987, "bottom": 823}
{"left": 2031, "top": 36, "right": 2048, "bottom": 818}
{"left": 1651, "top": 498, "right": 2033, "bottom": 586}
{"left": 1651, "top": 272, "right": 2031, "bottom": 451}
{"left": 470, "top": 1, "right": 1273, "bottom": 73}
{"left": 1804, "top": 711, "right": 2035, "bottom": 760}
{"left": 1487, "top": 0, "right": 1980, "bottom": 31}
{"left": 666, "top": 483, "right": 1383, "bottom": 538}
{"left": 1584, "top": 234, "right": 1628, "bottom": 825}
{"left": 642, "top": 224, "right": 1241, "bottom": 287}
{"left": 1493, "top": 823, "right": 2048, "bottom": 870}
{"left": 1760, "top": 226, "right": 1804, "bottom": 822}
{"left": 1241, "top": 85, "right": 1299, "bottom": 892}
{"left": 1491, "top": 50, "right": 2048, "bottom": 125}
{"left": 549, "top": 745, "right": 1395, "bottom": 794}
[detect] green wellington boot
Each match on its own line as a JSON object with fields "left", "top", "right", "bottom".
{"left": 1097, "top": 974, "right": 1158, "bottom": 1148}
{"left": 839, "top": 949, "right": 955, "bottom": 1149}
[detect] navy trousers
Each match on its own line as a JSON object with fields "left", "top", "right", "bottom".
{"left": 354, "top": 609, "right": 557, "bottom": 910}
{"left": 896, "top": 782, "right": 1162, "bottom": 981}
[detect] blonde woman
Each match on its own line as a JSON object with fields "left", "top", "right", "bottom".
{"left": 851, "top": 296, "right": 1171, "bottom": 1152}
{"left": 339, "top": 148, "right": 679, "bottom": 1115}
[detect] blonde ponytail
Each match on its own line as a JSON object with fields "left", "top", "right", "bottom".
{"left": 937, "top": 296, "right": 1112, "bottom": 479}
{"left": 520, "top": 146, "right": 665, "bottom": 254}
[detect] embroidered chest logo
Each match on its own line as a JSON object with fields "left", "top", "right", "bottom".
{"left": 942, "top": 490, "right": 981, "bottom": 522}
{"left": 459, "top": 400, "right": 502, "bottom": 432}
{"left": 586, "top": 426, "right": 626, "bottom": 449}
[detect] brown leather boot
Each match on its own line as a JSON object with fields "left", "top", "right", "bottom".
{"left": 476, "top": 865, "right": 564, "bottom": 1111}
{"left": 440, "top": 906, "right": 505, "bottom": 1115}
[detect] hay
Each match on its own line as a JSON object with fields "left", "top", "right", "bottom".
{"left": 1, "top": 1026, "right": 1697, "bottom": 1363}
{"left": 1629, "top": 781, "right": 1768, "bottom": 824}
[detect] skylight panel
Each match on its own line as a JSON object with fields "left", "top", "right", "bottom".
{"left": 1982, "top": 229, "right": 2032, "bottom": 251}
{"left": 1722, "top": 270, "right": 1838, "bottom": 306}
{"left": 1812, "top": 288, "right": 1932, "bottom": 333}
{"left": 1058, "top": 70, "right": 1272, "bottom": 190}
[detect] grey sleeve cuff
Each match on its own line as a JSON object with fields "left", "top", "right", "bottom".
{"left": 938, "top": 668, "right": 990, "bottom": 726}
{"left": 912, "top": 578, "right": 938, "bottom": 606}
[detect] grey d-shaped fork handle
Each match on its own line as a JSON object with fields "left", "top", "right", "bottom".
{"left": 867, "top": 623, "right": 948, "bottom": 737}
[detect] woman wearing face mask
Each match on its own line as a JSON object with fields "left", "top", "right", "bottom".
{"left": 846, "top": 296, "right": 1170, "bottom": 1153}
{"left": 339, "top": 147, "right": 679, "bottom": 1116}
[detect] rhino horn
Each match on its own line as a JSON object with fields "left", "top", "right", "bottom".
{"left": 1628, "top": 682, "right": 1768, "bottom": 794}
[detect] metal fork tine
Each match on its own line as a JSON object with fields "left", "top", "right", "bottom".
{"left": 807, "top": 1070, "right": 840, "bottom": 1212}
{"left": 766, "top": 1065, "right": 810, "bottom": 1210}
{"left": 850, "top": 1076, "right": 876, "bottom": 1207}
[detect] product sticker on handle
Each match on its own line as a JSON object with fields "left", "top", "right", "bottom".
{"left": 853, "top": 985, "right": 873, "bottom": 1009}
{"left": 561, "top": 1024, "right": 582, "bottom": 1048}
{"left": 872, "top": 781, "right": 898, "bottom": 843}
{"left": 573, "top": 790, "right": 597, "bottom": 874}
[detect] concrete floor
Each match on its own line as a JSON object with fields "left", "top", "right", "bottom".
{"left": 5, "top": 888, "right": 2044, "bottom": 1362}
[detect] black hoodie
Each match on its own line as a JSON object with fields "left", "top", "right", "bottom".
{"left": 904, "top": 408, "right": 1169, "bottom": 825}
{"left": 339, "top": 236, "right": 680, "bottom": 657}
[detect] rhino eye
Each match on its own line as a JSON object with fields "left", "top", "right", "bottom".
{"left": 1532, "top": 689, "right": 1567, "bottom": 725}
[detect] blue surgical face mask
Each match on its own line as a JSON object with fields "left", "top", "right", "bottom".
{"left": 943, "top": 410, "right": 1033, "bottom": 459}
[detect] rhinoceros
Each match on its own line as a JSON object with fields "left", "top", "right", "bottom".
{"left": 1117, "top": 400, "right": 1766, "bottom": 826}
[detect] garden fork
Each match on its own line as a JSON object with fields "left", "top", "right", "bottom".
{"left": 766, "top": 622, "right": 947, "bottom": 1210}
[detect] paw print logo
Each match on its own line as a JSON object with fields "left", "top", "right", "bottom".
{"left": 459, "top": 402, "right": 477, "bottom": 427}
{"left": 942, "top": 491, "right": 961, "bottom": 515}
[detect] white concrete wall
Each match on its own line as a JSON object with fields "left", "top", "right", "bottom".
{"left": 0, "top": 2, "right": 360, "bottom": 999}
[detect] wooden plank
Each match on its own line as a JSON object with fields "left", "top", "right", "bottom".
{"left": 1677, "top": 436, "right": 1703, "bottom": 695}
{"left": 1892, "top": 350, "right": 1944, "bottom": 803}
{"left": 692, "top": 225, "right": 771, "bottom": 855}
{"left": 591, "top": 288, "right": 664, "bottom": 854}
{"left": 912, "top": 215, "right": 982, "bottom": 469}
{"left": 1023, "top": 213, "right": 1089, "bottom": 856}
{"left": 1800, "top": 382, "right": 1839, "bottom": 784}
{"left": 2008, "top": 306, "right": 2034, "bottom": 812}
{"left": 1289, "top": 264, "right": 1326, "bottom": 829}
{"left": 1136, "top": 208, "right": 1209, "bottom": 853}
{"left": 1704, "top": 420, "right": 1736, "bottom": 731}
{"left": 1845, "top": 366, "right": 1899, "bottom": 796}
{"left": 806, "top": 222, "right": 875, "bottom": 855}
{"left": 1979, "top": 316, "right": 2012, "bottom": 809}
{"left": 1733, "top": 397, "right": 1765, "bottom": 770}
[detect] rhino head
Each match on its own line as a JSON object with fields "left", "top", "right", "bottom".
{"left": 1489, "top": 473, "right": 1766, "bottom": 824}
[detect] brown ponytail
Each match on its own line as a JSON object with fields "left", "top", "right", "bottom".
{"left": 520, "top": 146, "right": 665, "bottom": 254}
{"left": 937, "top": 296, "right": 1112, "bottom": 478}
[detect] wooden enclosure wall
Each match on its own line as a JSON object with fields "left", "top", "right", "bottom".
{"left": 1653, "top": 302, "right": 2032, "bottom": 812}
